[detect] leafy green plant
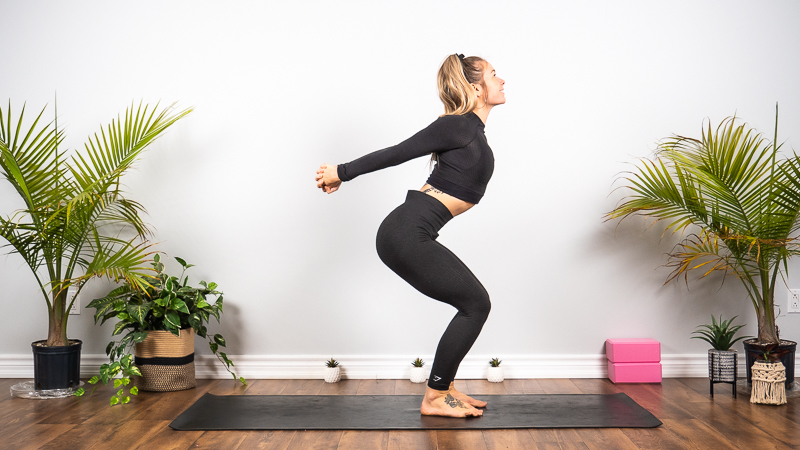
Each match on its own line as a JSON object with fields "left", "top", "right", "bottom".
{"left": 0, "top": 101, "right": 191, "bottom": 347}
{"left": 325, "top": 358, "right": 340, "bottom": 368}
{"left": 606, "top": 106, "right": 798, "bottom": 348}
{"left": 80, "top": 255, "right": 246, "bottom": 404}
{"left": 691, "top": 315, "right": 752, "bottom": 351}
{"left": 489, "top": 358, "right": 502, "bottom": 367}
{"left": 411, "top": 358, "right": 425, "bottom": 367}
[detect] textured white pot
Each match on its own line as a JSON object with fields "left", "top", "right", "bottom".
{"left": 410, "top": 366, "right": 426, "bottom": 383}
{"left": 487, "top": 366, "right": 504, "bottom": 383}
{"left": 324, "top": 366, "right": 341, "bottom": 383}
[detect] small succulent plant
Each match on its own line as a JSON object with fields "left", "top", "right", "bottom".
{"left": 325, "top": 358, "right": 340, "bottom": 368}
{"left": 489, "top": 358, "right": 502, "bottom": 367}
{"left": 411, "top": 358, "right": 425, "bottom": 367}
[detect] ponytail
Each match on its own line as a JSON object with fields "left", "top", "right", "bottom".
{"left": 431, "top": 53, "right": 487, "bottom": 166}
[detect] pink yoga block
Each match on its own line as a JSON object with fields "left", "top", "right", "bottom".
{"left": 605, "top": 338, "right": 661, "bottom": 363}
{"left": 608, "top": 361, "right": 663, "bottom": 383}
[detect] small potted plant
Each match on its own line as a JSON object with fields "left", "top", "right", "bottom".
{"left": 410, "top": 358, "right": 426, "bottom": 383}
{"left": 487, "top": 358, "right": 503, "bottom": 383}
{"left": 691, "top": 315, "right": 752, "bottom": 387}
{"left": 324, "top": 358, "right": 341, "bottom": 383}
{"left": 81, "top": 255, "right": 245, "bottom": 405}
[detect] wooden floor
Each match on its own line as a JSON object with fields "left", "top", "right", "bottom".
{"left": 0, "top": 377, "right": 797, "bottom": 449}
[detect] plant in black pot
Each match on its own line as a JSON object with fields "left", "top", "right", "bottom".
{"left": 691, "top": 315, "right": 752, "bottom": 397}
{"left": 0, "top": 101, "right": 191, "bottom": 397}
{"left": 606, "top": 105, "right": 798, "bottom": 390}
{"left": 81, "top": 255, "right": 246, "bottom": 405}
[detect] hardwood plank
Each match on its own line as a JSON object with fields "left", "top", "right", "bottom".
{"left": 132, "top": 422, "right": 204, "bottom": 450}
{"left": 38, "top": 423, "right": 116, "bottom": 450}
{"left": 281, "top": 379, "right": 323, "bottom": 395}
{"left": 246, "top": 379, "right": 291, "bottom": 395}
{"left": 453, "top": 379, "right": 471, "bottom": 394}
{"left": 465, "top": 379, "right": 508, "bottom": 395}
{"left": 125, "top": 380, "right": 216, "bottom": 422}
{"left": 437, "top": 429, "right": 488, "bottom": 450}
{"left": 388, "top": 430, "right": 437, "bottom": 450}
{"left": 285, "top": 430, "right": 342, "bottom": 450}
{"left": 536, "top": 379, "right": 583, "bottom": 394}
{"left": 502, "top": 379, "right": 529, "bottom": 395}
{"left": 615, "top": 382, "right": 693, "bottom": 420}
{"left": 393, "top": 379, "right": 427, "bottom": 395}
{"left": 337, "top": 430, "right": 389, "bottom": 450}
{"left": 482, "top": 429, "right": 536, "bottom": 449}
{"left": 190, "top": 430, "right": 249, "bottom": 449}
{"left": 571, "top": 378, "right": 624, "bottom": 395}
{"left": 3, "top": 423, "right": 76, "bottom": 450}
{"left": 206, "top": 378, "right": 250, "bottom": 395}
{"left": 577, "top": 428, "right": 639, "bottom": 450}
{"left": 621, "top": 425, "right": 695, "bottom": 450}
{"left": 88, "top": 420, "right": 172, "bottom": 450}
{"left": 658, "top": 418, "right": 740, "bottom": 450}
{"left": 236, "top": 430, "right": 296, "bottom": 450}
{"left": 319, "top": 379, "right": 361, "bottom": 395}
{"left": 356, "top": 379, "right": 395, "bottom": 395}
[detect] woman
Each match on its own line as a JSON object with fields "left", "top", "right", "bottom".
{"left": 315, "top": 53, "right": 505, "bottom": 418}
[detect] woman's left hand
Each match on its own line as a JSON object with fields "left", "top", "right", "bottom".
{"left": 315, "top": 163, "right": 342, "bottom": 194}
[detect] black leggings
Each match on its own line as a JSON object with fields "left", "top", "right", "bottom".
{"left": 376, "top": 190, "right": 491, "bottom": 391}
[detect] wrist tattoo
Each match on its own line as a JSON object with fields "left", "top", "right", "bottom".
{"left": 423, "top": 187, "right": 444, "bottom": 195}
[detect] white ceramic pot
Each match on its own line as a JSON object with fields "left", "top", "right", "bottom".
{"left": 324, "top": 366, "right": 341, "bottom": 383}
{"left": 410, "top": 366, "right": 426, "bottom": 383}
{"left": 487, "top": 366, "right": 504, "bottom": 383}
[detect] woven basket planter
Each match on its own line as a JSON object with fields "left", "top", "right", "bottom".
{"left": 750, "top": 360, "right": 787, "bottom": 405}
{"left": 708, "top": 349, "right": 737, "bottom": 382}
{"left": 134, "top": 329, "right": 196, "bottom": 392}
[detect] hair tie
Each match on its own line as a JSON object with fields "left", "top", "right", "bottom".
{"left": 457, "top": 53, "right": 465, "bottom": 61}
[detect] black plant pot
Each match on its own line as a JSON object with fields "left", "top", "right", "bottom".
{"left": 743, "top": 338, "right": 796, "bottom": 389}
{"left": 32, "top": 339, "right": 82, "bottom": 390}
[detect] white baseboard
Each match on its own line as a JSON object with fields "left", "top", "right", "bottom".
{"left": 1, "top": 353, "right": 789, "bottom": 380}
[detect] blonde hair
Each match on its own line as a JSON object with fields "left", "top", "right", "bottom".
{"left": 431, "top": 54, "right": 487, "bottom": 166}
{"left": 438, "top": 54, "right": 487, "bottom": 116}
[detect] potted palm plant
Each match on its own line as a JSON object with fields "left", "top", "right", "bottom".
{"left": 607, "top": 105, "right": 797, "bottom": 389}
{"left": 0, "top": 101, "right": 191, "bottom": 396}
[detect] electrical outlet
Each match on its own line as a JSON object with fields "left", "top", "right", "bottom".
{"left": 788, "top": 289, "right": 800, "bottom": 313}
{"left": 68, "top": 286, "right": 80, "bottom": 315}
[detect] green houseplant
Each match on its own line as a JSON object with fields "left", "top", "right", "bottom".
{"left": 692, "top": 315, "right": 752, "bottom": 394}
{"left": 410, "top": 358, "right": 426, "bottom": 383}
{"left": 606, "top": 106, "right": 797, "bottom": 385}
{"left": 82, "top": 254, "right": 245, "bottom": 405}
{"left": 324, "top": 358, "right": 341, "bottom": 383}
{"left": 0, "top": 101, "right": 191, "bottom": 392}
{"left": 487, "top": 357, "right": 503, "bottom": 383}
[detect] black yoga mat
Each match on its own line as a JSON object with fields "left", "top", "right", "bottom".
{"left": 170, "top": 393, "right": 662, "bottom": 430}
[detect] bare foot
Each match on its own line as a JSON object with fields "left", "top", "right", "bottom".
{"left": 420, "top": 387, "right": 483, "bottom": 417}
{"left": 448, "top": 382, "right": 487, "bottom": 408}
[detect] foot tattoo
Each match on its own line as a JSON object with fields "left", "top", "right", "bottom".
{"left": 443, "top": 393, "right": 468, "bottom": 409}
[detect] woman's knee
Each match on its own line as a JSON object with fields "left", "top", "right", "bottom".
{"left": 467, "top": 289, "right": 491, "bottom": 321}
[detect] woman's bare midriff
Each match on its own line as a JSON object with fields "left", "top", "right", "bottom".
{"left": 419, "top": 184, "right": 474, "bottom": 217}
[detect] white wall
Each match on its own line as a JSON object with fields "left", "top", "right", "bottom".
{"left": 1, "top": 1, "right": 799, "bottom": 378}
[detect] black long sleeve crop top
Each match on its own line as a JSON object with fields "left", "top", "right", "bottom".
{"left": 336, "top": 112, "right": 494, "bottom": 204}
